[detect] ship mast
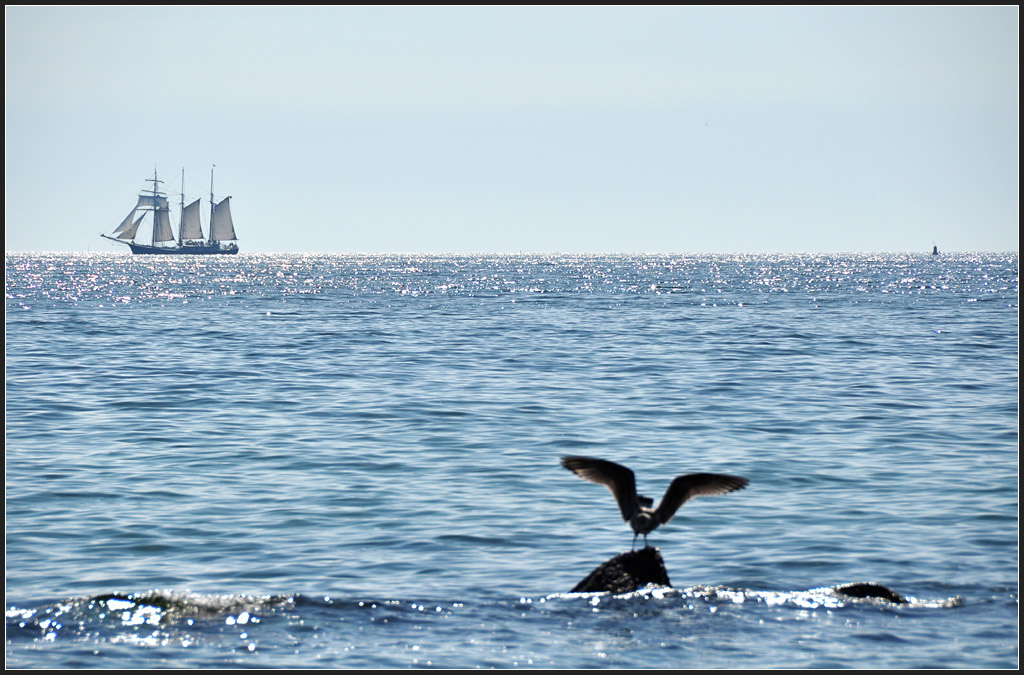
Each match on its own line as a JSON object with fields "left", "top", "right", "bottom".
{"left": 178, "top": 168, "right": 185, "bottom": 246}
{"left": 208, "top": 165, "right": 215, "bottom": 246}
{"left": 145, "top": 166, "right": 164, "bottom": 247}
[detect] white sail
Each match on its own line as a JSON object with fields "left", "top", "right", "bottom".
{"left": 113, "top": 208, "right": 137, "bottom": 235}
{"left": 116, "top": 213, "right": 146, "bottom": 240}
{"left": 153, "top": 207, "right": 175, "bottom": 242}
{"left": 180, "top": 199, "right": 204, "bottom": 240}
{"left": 137, "top": 194, "right": 169, "bottom": 209}
{"left": 209, "top": 197, "right": 237, "bottom": 241}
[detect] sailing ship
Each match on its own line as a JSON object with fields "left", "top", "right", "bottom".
{"left": 102, "top": 167, "right": 239, "bottom": 255}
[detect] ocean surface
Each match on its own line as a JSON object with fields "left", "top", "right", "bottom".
{"left": 5, "top": 252, "right": 1018, "bottom": 669}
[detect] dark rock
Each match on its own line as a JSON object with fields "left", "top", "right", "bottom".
{"left": 833, "top": 582, "right": 906, "bottom": 603}
{"left": 571, "top": 547, "right": 672, "bottom": 594}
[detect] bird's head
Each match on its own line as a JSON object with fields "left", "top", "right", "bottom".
{"left": 631, "top": 511, "right": 658, "bottom": 534}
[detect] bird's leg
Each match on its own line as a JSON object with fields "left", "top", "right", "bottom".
{"left": 642, "top": 533, "right": 648, "bottom": 549}
{"left": 631, "top": 532, "right": 638, "bottom": 551}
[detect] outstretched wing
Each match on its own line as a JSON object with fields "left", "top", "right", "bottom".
{"left": 560, "top": 456, "right": 639, "bottom": 521}
{"left": 655, "top": 473, "right": 748, "bottom": 524}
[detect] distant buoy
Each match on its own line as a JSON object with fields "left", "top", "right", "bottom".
{"left": 932, "top": 245, "right": 939, "bottom": 255}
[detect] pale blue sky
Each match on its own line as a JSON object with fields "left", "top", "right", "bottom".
{"left": 5, "top": 6, "right": 1019, "bottom": 253}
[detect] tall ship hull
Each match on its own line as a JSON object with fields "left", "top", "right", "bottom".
{"left": 103, "top": 166, "right": 240, "bottom": 255}
{"left": 123, "top": 241, "right": 239, "bottom": 255}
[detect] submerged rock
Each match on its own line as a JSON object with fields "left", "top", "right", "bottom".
{"left": 571, "top": 547, "right": 671, "bottom": 594}
{"left": 833, "top": 582, "right": 906, "bottom": 603}
{"left": 568, "top": 550, "right": 909, "bottom": 603}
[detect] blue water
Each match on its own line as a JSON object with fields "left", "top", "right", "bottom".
{"left": 5, "top": 252, "right": 1018, "bottom": 668}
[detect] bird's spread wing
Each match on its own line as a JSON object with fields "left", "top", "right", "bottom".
{"left": 560, "top": 456, "right": 638, "bottom": 521}
{"left": 656, "top": 473, "right": 748, "bottom": 524}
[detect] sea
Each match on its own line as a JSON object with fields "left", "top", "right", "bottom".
{"left": 5, "top": 251, "right": 1018, "bottom": 669}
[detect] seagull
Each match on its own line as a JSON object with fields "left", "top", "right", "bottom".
{"left": 560, "top": 456, "right": 748, "bottom": 550}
